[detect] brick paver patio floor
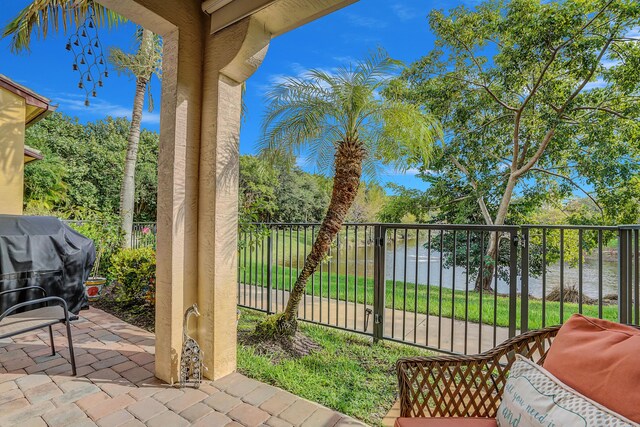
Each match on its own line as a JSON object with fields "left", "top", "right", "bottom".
{"left": 0, "top": 308, "right": 367, "bottom": 427}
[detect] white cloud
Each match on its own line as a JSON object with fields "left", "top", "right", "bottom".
{"left": 384, "top": 167, "right": 432, "bottom": 176}
{"left": 391, "top": 3, "right": 418, "bottom": 21}
{"left": 584, "top": 79, "right": 608, "bottom": 91}
{"left": 345, "top": 13, "right": 387, "bottom": 29}
{"left": 600, "top": 58, "right": 620, "bottom": 69}
{"left": 256, "top": 62, "right": 340, "bottom": 95}
{"left": 332, "top": 55, "right": 356, "bottom": 65}
{"left": 626, "top": 26, "right": 640, "bottom": 39}
{"left": 51, "top": 92, "right": 160, "bottom": 124}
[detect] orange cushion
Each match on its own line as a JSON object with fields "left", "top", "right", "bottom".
{"left": 394, "top": 418, "right": 497, "bottom": 427}
{"left": 543, "top": 314, "right": 640, "bottom": 422}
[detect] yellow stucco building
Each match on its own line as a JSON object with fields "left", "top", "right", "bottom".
{"left": 0, "top": 74, "right": 54, "bottom": 215}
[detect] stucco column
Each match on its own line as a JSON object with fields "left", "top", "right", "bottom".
{"left": 97, "top": 0, "right": 271, "bottom": 383}
{"left": 0, "top": 90, "right": 25, "bottom": 215}
{"left": 197, "top": 17, "right": 270, "bottom": 380}
{"left": 96, "top": 0, "right": 354, "bottom": 383}
{"left": 96, "top": 0, "right": 205, "bottom": 384}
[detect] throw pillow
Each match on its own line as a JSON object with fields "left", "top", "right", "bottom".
{"left": 496, "top": 355, "right": 637, "bottom": 427}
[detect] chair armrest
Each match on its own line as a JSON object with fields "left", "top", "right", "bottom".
{"left": 0, "top": 296, "right": 70, "bottom": 322}
{"left": 396, "top": 326, "right": 560, "bottom": 418}
{"left": 0, "top": 286, "right": 48, "bottom": 298}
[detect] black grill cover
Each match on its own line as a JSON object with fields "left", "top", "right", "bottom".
{"left": 0, "top": 215, "right": 95, "bottom": 315}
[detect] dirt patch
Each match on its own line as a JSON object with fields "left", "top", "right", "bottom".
{"left": 91, "top": 296, "right": 155, "bottom": 333}
{"left": 239, "top": 328, "right": 321, "bottom": 362}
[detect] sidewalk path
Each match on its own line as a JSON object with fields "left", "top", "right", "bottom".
{"left": 239, "top": 285, "right": 512, "bottom": 354}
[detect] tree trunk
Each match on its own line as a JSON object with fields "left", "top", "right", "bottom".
{"left": 475, "top": 175, "right": 517, "bottom": 292}
{"left": 119, "top": 75, "right": 148, "bottom": 248}
{"left": 276, "top": 139, "right": 365, "bottom": 335}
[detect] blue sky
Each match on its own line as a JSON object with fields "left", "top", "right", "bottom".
{"left": 0, "top": 0, "right": 473, "bottom": 190}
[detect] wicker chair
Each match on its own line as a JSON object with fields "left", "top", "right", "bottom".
{"left": 396, "top": 326, "right": 561, "bottom": 419}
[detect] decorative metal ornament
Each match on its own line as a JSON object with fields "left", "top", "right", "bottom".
{"left": 66, "top": 2, "right": 108, "bottom": 107}
{"left": 180, "top": 304, "right": 207, "bottom": 388}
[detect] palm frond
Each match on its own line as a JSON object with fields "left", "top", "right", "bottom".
{"left": 259, "top": 50, "right": 442, "bottom": 180}
{"left": 109, "top": 28, "right": 162, "bottom": 81}
{"left": 3, "top": 0, "right": 125, "bottom": 53}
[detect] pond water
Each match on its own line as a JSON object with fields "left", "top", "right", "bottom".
{"left": 276, "top": 237, "right": 620, "bottom": 299}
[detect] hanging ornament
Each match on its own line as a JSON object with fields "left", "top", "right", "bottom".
{"left": 65, "top": 2, "right": 109, "bottom": 106}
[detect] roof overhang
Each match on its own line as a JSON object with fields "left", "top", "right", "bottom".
{"left": 0, "top": 74, "right": 57, "bottom": 127}
{"left": 24, "top": 145, "right": 44, "bottom": 164}
{"left": 202, "top": 0, "right": 357, "bottom": 36}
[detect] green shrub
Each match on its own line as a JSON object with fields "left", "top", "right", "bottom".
{"left": 108, "top": 247, "right": 156, "bottom": 306}
{"left": 65, "top": 210, "right": 123, "bottom": 277}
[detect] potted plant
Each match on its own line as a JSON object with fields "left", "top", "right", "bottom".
{"left": 85, "top": 247, "right": 106, "bottom": 301}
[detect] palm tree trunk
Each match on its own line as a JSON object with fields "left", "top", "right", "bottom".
{"left": 276, "top": 139, "right": 366, "bottom": 335}
{"left": 119, "top": 75, "right": 147, "bottom": 248}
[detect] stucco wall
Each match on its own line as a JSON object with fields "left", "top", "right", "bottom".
{"left": 0, "top": 89, "right": 26, "bottom": 215}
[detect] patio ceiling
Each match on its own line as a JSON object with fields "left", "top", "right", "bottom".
{"left": 203, "top": 0, "right": 357, "bottom": 36}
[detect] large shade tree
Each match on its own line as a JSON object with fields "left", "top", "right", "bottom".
{"left": 391, "top": 0, "right": 640, "bottom": 290}
{"left": 4, "top": 0, "right": 161, "bottom": 248}
{"left": 258, "top": 51, "right": 442, "bottom": 336}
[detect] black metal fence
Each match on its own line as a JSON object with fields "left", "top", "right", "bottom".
{"left": 238, "top": 223, "right": 639, "bottom": 355}
{"left": 63, "top": 220, "right": 157, "bottom": 249}
{"left": 131, "top": 222, "right": 157, "bottom": 249}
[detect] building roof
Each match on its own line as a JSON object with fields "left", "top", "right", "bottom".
{"left": 23, "top": 145, "right": 44, "bottom": 163}
{"left": 0, "top": 74, "right": 57, "bottom": 127}
{"left": 0, "top": 74, "right": 55, "bottom": 164}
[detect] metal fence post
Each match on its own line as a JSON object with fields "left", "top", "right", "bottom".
{"left": 520, "top": 227, "right": 529, "bottom": 333}
{"left": 629, "top": 231, "right": 640, "bottom": 326}
{"left": 508, "top": 230, "right": 518, "bottom": 338}
{"left": 619, "top": 227, "right": 631, "bottom": 324}
{"left": 266, "top": 229, "right": 273, "bottom": 315}
{"left": 373, "top": 224, "right": 385, "bottom": 343}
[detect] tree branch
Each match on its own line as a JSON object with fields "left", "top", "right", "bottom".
{"left": 514, "top": 128, "right": 555, "bottom": 178}
{"left": 559, "top": 38, "right": 614, "bottom": 114}
{"left": 516, "top": 34, "right": 615, "bottom": 177}
{"left": 571, "top": 106, "right": 635, "bottom": 120}
{"left": 449, "top": 155, "right": 494, "bottom": 225}
{"left": 530, "top": 167, "right": 604, "bottom": 215}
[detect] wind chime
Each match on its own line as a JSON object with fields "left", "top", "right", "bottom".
{"left": 65, "top": 2, "right": 109, "bottom": 106}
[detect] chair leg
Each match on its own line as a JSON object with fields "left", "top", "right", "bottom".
{"left": 65, "top": 321, "right": 77, "bottom": 376}
{"left": 49, "top": 325, "right": 56, "bottom": 356}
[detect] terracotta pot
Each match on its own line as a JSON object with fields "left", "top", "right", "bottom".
{"left": 85, "top": 277, "right": 106, "bottom": 301}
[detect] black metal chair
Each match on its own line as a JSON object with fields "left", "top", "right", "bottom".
{"left": 0, "top": 286, "right": 77, "bottom": 375}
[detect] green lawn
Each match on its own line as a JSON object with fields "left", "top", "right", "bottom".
{"left": 237, "top": 308, "right": 430, "bottom": 426}
{"left": 239, "top": 258, "right": 618, "bottom": 330}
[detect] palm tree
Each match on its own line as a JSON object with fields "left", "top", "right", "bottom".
{"left": 3, "top": 0, "right": 123, "bottom": 53}
{"left": 109, "top": 29, "right": 162, "bottom": 248}
{"left": 259, "top": 51, "right": 442, "bottom": 336}
{"left": 3, "top": 1, "right": 161, "bottom": 248}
